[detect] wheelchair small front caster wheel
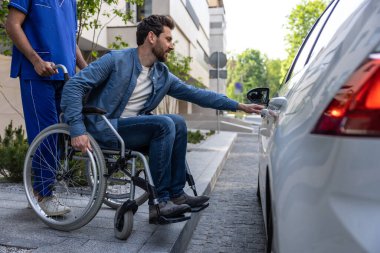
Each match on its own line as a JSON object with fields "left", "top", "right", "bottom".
{"left": 114, "top": 208, "right": 134, "bottom": 240}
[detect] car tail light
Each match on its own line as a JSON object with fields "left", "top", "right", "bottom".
{"left": 313, "top": 53, "right": 380, "bottom": 137}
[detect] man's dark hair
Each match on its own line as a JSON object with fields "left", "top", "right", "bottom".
{"left": 136, "top": 15, "right": 175, "bottom": 46}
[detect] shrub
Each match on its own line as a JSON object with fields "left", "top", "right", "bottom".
{"left": 187, "top": 130, "right": 204, "bottom": 144}
{"left": 0, "top": 121, "right": 29, "bottom": 182}
{"left": 205, "top": 130, "right": 215, "bottom": 137}
{"left": 187, "top": 130, "right": 215, "bottom": 144}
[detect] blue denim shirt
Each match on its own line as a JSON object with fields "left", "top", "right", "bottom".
{"left": 61, "top": 48, "right": 238, "bottom": 148}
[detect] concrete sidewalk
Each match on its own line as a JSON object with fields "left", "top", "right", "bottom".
{"left": 0, "top": 131, "right": 241, "bottom": 253}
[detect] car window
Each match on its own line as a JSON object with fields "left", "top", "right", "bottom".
{"left": 308, "top": 0, "right": 368, "bottom": 63}
{"left": 285, "top": 1, "right": 336, "bottom": 81}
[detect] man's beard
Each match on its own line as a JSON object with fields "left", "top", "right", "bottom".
{"left": 152, "top": 45, "right": 168, "bottom": 62}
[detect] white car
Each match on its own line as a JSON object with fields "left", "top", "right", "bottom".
{"left": 248, "top": 0, "right": 380, "bottom": 252}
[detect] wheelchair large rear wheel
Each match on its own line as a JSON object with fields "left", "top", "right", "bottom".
{"left": 24, "top": 124, "right": 106, "bottom": 231}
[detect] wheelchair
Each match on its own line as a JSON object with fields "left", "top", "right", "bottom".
{"left": 23, "top": 64, "right": 208, "bottom": 240}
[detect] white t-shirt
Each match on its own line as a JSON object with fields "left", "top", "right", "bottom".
{"left": 122, "top": 65, "right": 152, "bottom": 117}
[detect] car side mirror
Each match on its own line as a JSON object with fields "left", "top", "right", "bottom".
{"left": 247, "top": 88, "right": 270, "bottom": 105}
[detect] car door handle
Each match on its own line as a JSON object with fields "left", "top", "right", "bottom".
{"left": 261, "top": 108, "right": 279, "bottom": 119}
{"left": 268, "top": 97, "right": 287, "bottom": 111}
{"left": 261, "top": 109, "right": 270, "bottom": 118}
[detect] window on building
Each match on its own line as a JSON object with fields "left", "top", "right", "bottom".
{"left": 186, "top": 0, "right": 200, "bottom": 29}
{"left": 210, "top": 22, "right": 223, "bottom": 29}
{"left": 137, "top": 0, "right": 152, "bottom": 22}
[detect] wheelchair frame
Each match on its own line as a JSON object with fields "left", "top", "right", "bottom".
{"left": 23, "top": 64, "right": 208, "bottom": 240}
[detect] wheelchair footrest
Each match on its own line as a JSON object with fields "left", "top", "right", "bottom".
{"left": 190, "top": 202, "right": 209, "bottom": 212}
{"left": 149, "top": 214, "right": 191, "bottom": 225}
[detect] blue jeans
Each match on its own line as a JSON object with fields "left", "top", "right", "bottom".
{"left": 117, "top": 114, "right": 187, "bottom": 202}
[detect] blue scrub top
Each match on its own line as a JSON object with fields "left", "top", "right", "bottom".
{"left": 8, "top": 0, "right": 77, "bottom": 80}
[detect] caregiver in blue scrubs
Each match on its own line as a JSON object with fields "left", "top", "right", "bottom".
{"left": 5, "top": 0, "right": 87, "bottom": 216}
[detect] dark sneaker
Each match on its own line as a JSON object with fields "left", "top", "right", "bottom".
{"left": 149, "top": 201, "right": 190, "bottom": 222}
{"left": 171, "top": 193, "right": 209, "bottom": 208}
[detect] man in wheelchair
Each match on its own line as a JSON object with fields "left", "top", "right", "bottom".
{"left": 60, "top": 15, "right": 263, "bottom": 221}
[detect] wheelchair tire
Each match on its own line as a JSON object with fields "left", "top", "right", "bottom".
{"left": 24, "top": 123, "right": 106, "bottom": 231}
{"left": 114, "top": 209, "right": 134, "bottom": 240}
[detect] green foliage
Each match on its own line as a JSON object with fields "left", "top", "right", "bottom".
{"left": 187, "top": 130, "right": 204, "bottom": 144}
{"left": 227, "top": 49, "right": 284, "bottom": 100}
{"left": 76, "top": 0, "right": 143, "bottom": 61}
{"left": 108, "top": 35, "right": 129, "bottom": 50}
{"left": 156, "top": 48, "right": 204, "bottom": 115}
{"left": 0, "top": 0, "right": 12, "bottom": 55}
{"left": 265, "top": 58, "right": 284, "bottom": 97}
{"left": 205, "top": 130, "right": 215, "bottom": 137}
{"left": 283, "top": 0, "right": 327, "bottom": 73}
{"left": 0, "top": 121, "right": 29, "bottom": 182}
{"left": 187, "top": 130, "right": 215, "bottom": 144}
{"left": 166, "top": 50, "right": 191, "bottom": 81}
{"left": 226, "top": 1, "right": 328, "bottom": 98}
{"left": 165, "top": 49, "right": 205, "bottom": 88}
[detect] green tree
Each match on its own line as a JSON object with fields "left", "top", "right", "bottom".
{"left": 77, "top": 0, "right": 143, "bottom": 61}
{"left": 227, "top": 49, "right": 267, "bottom": 102}
{"left": 283, "top": 0, "right": 327, "bottom": 72}
{"left": 226, "top": 56, "right": 238, "bottom": 100}
{"left": 265, "top": 58, "right": 284, "bottom": 97}
{"left": 156, "top": 49, "right": 204, "bottom": 114}
{"left": 165, "top": 50, "right": 192, "bottom": 84}
{"left": 166, "top": 49, "right": 204, "bottom": 88}
{"left": 226, "top": 0, "right": 327, "bottom": 99}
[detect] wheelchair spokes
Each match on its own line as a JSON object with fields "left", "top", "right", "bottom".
{"left": 24, "top": 124, "right": 106, "bottom": 231}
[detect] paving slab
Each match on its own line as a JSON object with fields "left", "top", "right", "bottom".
{"left": 0, "top": 131, "right": 238, "bottom": 253}
{"left": 186, "top": 133, "right": 266, "bottom": 253}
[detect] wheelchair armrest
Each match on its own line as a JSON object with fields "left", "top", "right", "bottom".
{"left": 81, "top": 106, "right": 126, "bottom": 159}
{"left": 82, "top": 106, "right": 107, "bottom": 115}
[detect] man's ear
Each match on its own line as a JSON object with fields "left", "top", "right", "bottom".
{"left": 147, "top": 31, "right": 157, "bottom": 44}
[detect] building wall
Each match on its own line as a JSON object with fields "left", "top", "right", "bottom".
{"left": 0, "top": 55, "right": 25, "bottom": 132}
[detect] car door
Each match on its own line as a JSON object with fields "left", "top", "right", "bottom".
{"left": 257, "top": 0, "right": 338, "bottom": 235}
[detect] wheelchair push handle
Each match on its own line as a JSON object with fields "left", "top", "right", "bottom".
{"left": 52, "top": 64, "right": 70, "bottom": 82}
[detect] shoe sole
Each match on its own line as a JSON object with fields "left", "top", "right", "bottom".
{"left": 172, "top": 199, "right": 210, "bottom": 208}
{"left": 149, "top": 207, "right": 191, "bottom": 224}
{"left": 149, "top": 214, "right": 190, "bottom": 225}
{"left": 42, "top": 209, "right": 71, "bottom": 217}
